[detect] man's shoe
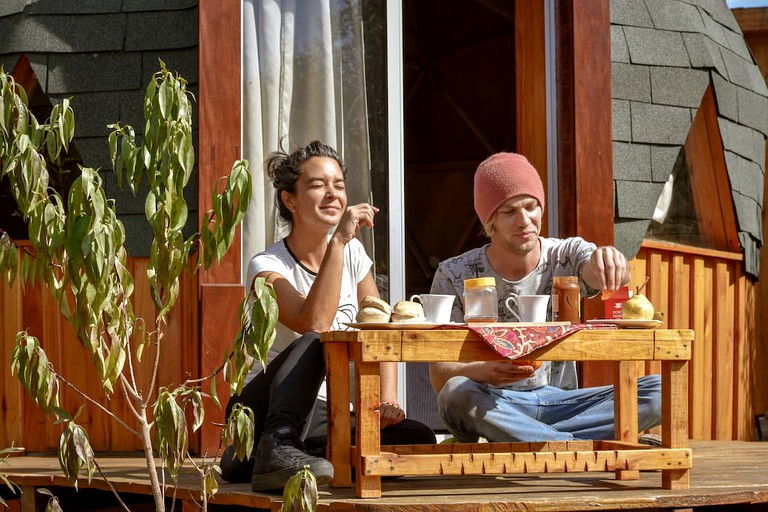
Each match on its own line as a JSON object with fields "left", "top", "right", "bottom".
{"left": 250, "top": 429, "right": 334, "bottom": 492}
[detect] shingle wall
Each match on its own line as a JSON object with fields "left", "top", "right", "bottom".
{"left": 612, "top": 0, "right": 767, "bottom": 278}
{"left": 0, "top": 0, "right": 199, "bottom": 256}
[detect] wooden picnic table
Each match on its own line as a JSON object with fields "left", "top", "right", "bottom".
{"left": 320, "top": 325, "right": 693, "bottom": 498}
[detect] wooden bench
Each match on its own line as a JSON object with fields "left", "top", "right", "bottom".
{"left": 321, "top": 327, "right": 693, "bottom": 498}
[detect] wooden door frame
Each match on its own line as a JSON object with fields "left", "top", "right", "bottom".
{"left": 198, "top": 0, "right": 243, "bottom": 453}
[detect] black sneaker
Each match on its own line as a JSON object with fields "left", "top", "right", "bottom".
{"left": 250, "top": 428, "right": 334, "bottom": 492}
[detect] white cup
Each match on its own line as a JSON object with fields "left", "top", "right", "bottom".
{"left": 410, "top": 294, "right": 455, "bottom": 324}
{"left": 504, "top": 294, "right": 550, "bottom": 323}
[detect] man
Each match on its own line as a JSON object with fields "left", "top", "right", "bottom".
{"left": 429, "top": 152, "right": 661, "bottom": 443}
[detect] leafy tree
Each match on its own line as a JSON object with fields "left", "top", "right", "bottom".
{"left": 0, "top": 445, "right": 23, "bottom": 507}
{"left": 0, "top": 62, "right": 279, "bottom": 511}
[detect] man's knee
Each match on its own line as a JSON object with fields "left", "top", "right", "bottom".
{"left": 438, "top": 376, "right": 482, "bottom": 413}
{"left": 638, "top": 374, "right": 662, "bottom": 427}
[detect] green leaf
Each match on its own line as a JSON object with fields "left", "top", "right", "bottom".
{"left": 58, "top": 422, "right": 95, "bottom": 488}
{"left": 225, "top": 403, "right": 254, "bottom": 463}
{"left": 153, "top": 389, "right": 188, "bottom": 479}
{"left": 281, "top": 466, "right": 318, "bottom": 512}
{"left": 204, "top": 464, "right": 220, "bottom": 498}
{"left": 209, "top": 376, "right": 220, "bottom": 409}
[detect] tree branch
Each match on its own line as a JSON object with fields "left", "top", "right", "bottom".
{"left": 56, "top": 374, "right": 140, "bottom": 437}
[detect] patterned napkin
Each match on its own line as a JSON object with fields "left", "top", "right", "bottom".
{"left": 459, "top": 323, "right": 615, "bottom": 360}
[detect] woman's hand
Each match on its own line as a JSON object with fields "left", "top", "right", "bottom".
{"left": 333, "top": 203, "right": 379, "bottom": 245}
{"left": 378, "top": 401, "right": 405, "bottom": 429}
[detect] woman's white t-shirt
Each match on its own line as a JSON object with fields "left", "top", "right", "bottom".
{"left": 245, "top": 237, "right": 372, "bottom": 400}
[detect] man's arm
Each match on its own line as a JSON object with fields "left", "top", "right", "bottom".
{"left": 429, "top": 360, "right": 535, "bottom": 394}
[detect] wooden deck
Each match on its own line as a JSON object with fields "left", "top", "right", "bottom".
{"left": 2, "top": 440, "right": 767, "bottom": 511}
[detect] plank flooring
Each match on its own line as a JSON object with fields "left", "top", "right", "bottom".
{"left": 2, "top": 440, "right": 767, "bottom": 511}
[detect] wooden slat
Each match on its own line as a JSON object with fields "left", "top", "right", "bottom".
{"left": 359, "top": 339, "right": 402, "bottom": 363}
{"left": 733, "top": 267, "right": 752, "bottom": 439}
{"left": 698, "top": 257, "right": 714, "bottom": 440}
{"left": 20, "top": 281, "right": 54, "bottom": 452}
{"left": 642, "top": 239, "right": 742, "bottom": 261}
{"left": 713, "top": 261, "right": 734, "bottom": 440}
{"left": 647, "top": 251, "right": 666, "bottom": 376}
{"left": 654, "top": 330, "right": 693, "bottom": 361}
{"left": 399, "top": 335, "right": 658, "bottom": 363}
{"left": 385, "top": 440, "right": 598, "bottom": 455}
{"left": 669, "top": 254, "right": 687, "bottom": 330}
{"left": 362, "top": 448, "right": 692, "bottom": 477}
{"left": 0, "top": 257, "right": 24, "bottom": 449}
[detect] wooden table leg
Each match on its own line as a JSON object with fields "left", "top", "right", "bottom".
{"left": 353, "top": 343, "right": 382, "bottom": 498}
{"left": 662, "top": 359, "right": 690, "bottom": 489}
{"left": 615, "top": 360, "right": 640, "bottom": 480}
{"left": 325, "top": 341, "right": 352, "bottom": 487}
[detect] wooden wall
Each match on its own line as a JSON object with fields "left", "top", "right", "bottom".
{"left": 0, "top": 253, "right": 200, "bottom": 453}
{"left": 584, "top": 240, "right": 756, "bottom": 441}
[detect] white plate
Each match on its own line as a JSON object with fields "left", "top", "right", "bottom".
{"left": 587, "top": 319, "right": 663, "bottom": 329}
{"left": 343, "top": 322, "right": 464, "bottom": 330}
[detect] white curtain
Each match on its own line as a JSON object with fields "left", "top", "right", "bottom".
{"left": 242, "top": 0, "right": 373, "bottom": 281}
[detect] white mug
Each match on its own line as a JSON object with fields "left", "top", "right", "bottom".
{"left": 410, "top": 294, "right": 455, "bottom": 324}
{"left": 504, "top": 294, "right": 550, "bottom": 323}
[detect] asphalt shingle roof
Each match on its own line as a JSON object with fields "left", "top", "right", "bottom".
{"left": 0, "top": 1, "right": 199, "bottom": 257}
{"left": 612, "top": 0, "right": 767, "bottom": 278}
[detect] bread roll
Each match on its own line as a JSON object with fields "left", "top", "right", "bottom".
{"left": 356, "top": 307, "right": 391, "bottom": 323}
{"left": 356, "top": 295, "right": 392, "bottom": 322}
{"left": 390, "top": 300, "right": 426, "bottom": 323}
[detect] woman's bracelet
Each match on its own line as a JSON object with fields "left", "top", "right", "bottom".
{"left": 379, "top": 400, "right": 402, "bottom": 411}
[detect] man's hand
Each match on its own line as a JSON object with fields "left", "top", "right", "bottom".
{"left": 430, "top": 360, "right": 536, "bottom": 393}
{"left": 583, "top": 245, "right": 630, "bottom": 291}
{"left": 471, "top": 360, "right": 537, "bottom": 387}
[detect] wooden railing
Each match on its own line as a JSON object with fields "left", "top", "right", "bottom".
{"left": 0, "top": 253, "right": 199, "bottom": 452}
{"left": 583, "top": 240, "right": 756, "bottom": 441}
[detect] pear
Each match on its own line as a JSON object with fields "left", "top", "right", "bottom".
{"left": 621, "top": 293, "right": 655, "bottom": 320}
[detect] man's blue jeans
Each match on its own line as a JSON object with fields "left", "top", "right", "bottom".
{"left": 437, "top": 374, "right": 662, "bottom": 442}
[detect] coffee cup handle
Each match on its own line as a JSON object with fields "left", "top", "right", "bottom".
{"left": 504, "top": 296, "right": 521, "bottom": 322}
{"left": 410, "top": 294, "right": 422, "bottom": 304}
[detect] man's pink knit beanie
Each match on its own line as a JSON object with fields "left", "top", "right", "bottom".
{"left": 473, "top": 152, "right": 545, "bottom": 225}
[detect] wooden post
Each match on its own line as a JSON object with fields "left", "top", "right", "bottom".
{"left": 614, "top": 360, "right": 640, "bottom": 480}
{"left": 198, "top": 0, "right": 244, "bottom": 454}
{"left": 515, "top": 0, "right": 549, "bottom": 235}
{"left": 662, "top": 359, "right": 690, "bottom": 488}
{"left": 325, "top": 342, "right": 352, "bottom": 487}
{"left": 353, "top": 343, "right": 382, "bottom": 498}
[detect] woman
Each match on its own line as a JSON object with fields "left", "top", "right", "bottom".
{"left": 220, "top": 141, "right": 435, "bottom": 492}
